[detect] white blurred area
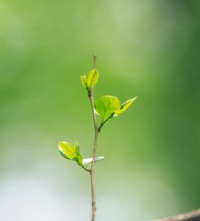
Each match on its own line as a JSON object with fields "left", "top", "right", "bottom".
{"left": 0, "top": 173, "right": 71, "bottom": 221}
{"left": 0, "top": 158, "right": 90, "bottom": 221}
{"left": 0, "top": 124, "right": 181, "bottom": 221}
{"left": 0, "top": 124, "right": 90, "bottom": 221}
{"left": 0, "top": 158, "right": 181, "bottom": 221}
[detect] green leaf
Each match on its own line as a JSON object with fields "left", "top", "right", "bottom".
{"left": 80, "top": 69, "right": 99, "bottom": 91}
{"left": 87, "top": 70, "right": 99, "bottom": 88}
{"left": 95, "top": 96, "right": 120, "bottom": 122}
{"left": 80, "top": 75, "right": 87, "bottom": 88}
{"left": 58, "top": 141, "right": 83, "bottom": 166}
{"left": 74, "top": 141, "right": 80, "bottom": 155}
{"left": 58, "top": 142, "right": 76, "bottom": 160}
{"left": 74, "top": 142, "right": 83, "bottom": 166}
{"left": 114, "top": 97, "right": 137, "bottom": 116}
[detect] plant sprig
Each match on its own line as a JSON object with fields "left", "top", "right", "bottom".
{"left": 58, "top": 55, "right": 136, "bottom": 221}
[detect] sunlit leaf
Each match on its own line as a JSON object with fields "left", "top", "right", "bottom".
{"left": 58, "top": 141, "right": 83, "bottom": 166}
{"left": 114, "top": 97, "right": 137, "bottom": 116}
{"left": 95, "top": 96, "right": 120, "bottom": 122}
{"left": 58, "top": 142, "right": 77, "bottom": 160}
{"left": 80, "top": 70, "right": 99, "bottom": 91}
{"left": 74, "top": 141, "right": 80, "bottom": 154}
{"left": 80, "top": 75, "right": 87, "bottom": 87}
{"left": 87, "top": 70, "right": 99, "bottom": 88}
{"left": 74, "top": 142, "right": 83, "bottom": 166}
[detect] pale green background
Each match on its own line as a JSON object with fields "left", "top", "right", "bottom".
{"left": 0, "top": 0, "right": 200, "bottom": 220}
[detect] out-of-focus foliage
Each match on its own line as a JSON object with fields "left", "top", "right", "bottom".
{"left": 0, "top": 0, "right": 200, "bottom": 220}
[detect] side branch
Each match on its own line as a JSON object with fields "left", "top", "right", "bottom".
{"left": 149, "top": 209, "right": 200, "bottom": 221}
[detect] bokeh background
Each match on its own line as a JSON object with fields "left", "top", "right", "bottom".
{"left": 0, "top": 0, "right": 200, "bottom": 220}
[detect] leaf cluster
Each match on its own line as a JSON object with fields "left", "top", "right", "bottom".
{"left": 95, "top": 96, "right": 136, "bottom": 128}
{"left": 81, "top": 69, "right": 99, "bottom": 92}
{"left": 58, "top": 66, "right": 136, "bottom": 171}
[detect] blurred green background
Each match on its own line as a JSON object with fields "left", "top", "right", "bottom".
{"left": 0, "top": 0, "right": 200, "bottom": 220}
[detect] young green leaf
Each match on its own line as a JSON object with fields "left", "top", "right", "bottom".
{"left": 74, "top": 142, "right": 83, "bottom": 166}
{"left": 95, "top": 96, "right": 120, "bottom": 122}
{"left": 114, "top": 97, "right": 137, "bottom": 116}
{"left": 80, "top": 69, "right": 99, "bottom": 91}
{"left": 80, "top": 75, "right": 87, "bottom": 88}
{"left": 87, "top": 70, "right": 99, "bottom": 88}
{"left": 58, "top": 141, "right": 83, "bottom": 167}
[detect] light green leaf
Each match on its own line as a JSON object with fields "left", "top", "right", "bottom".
{"left": 80, "top": 70, "right": 99, "bottom": 91}
{"left": 58, "top": 142, "right": 76, "bottom": 160}
{"left": 74, "top": 142, "right": 83, "bottom": 166}
{"left": 58, "top": 141, "right": 83, "bottom": 166}
{"left": 95, "top": 96, "right": 120, "bottom": 122}
{"left": 87, "top": 70, "right": 99, "bottom": 88}
{"left": 76, "top": 155, "right": 83, "bottom": 166}
{"left": 80, "top": 75, "right": 87, "bottom": 87}
{"left": 82, "top": 156, "right": 105, "bottom": 167}
{"left": 114, "top": 97, "right": 137, "bottom": 116}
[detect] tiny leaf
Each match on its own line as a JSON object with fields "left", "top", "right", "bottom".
{"left": 74, "top": 142, "right": 80, "bottom": 154}
{"left": 58, "top": 142, "right": 77, "bottom": 160}
{"left": 95, "top": 96, "right": 120, "bottom": 122}
{"left": 76, "top": 155, "right": 83, "bottom": 166}
{"left": 87, "top": 69, "right": 99, "bottom": 88}
{"left": 114, "top": 97, "right": 137, "bottom": 116}
{"left": 58, "top": 141, "right": 83, "bottom": 166}
{"left": 74, "top": 142, "right": 83, "bottom": 166}
{"left": 80, "top": 70, "right": 99, "bottom": 91}
{"left": 80, "top": 75, "right": 87, "bottom": 88}
{"left": 82, "top": 156, "right": 105, "bottom": 167}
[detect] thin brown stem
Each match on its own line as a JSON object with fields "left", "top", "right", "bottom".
{"left": 88, "top": 55, "right": 99, "bottom": 221}
{"left": 89, "top": 89, "right": 99, "bottom": 221}
{"left": 93, "top": 54, "right": 97, "bottom": 70}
